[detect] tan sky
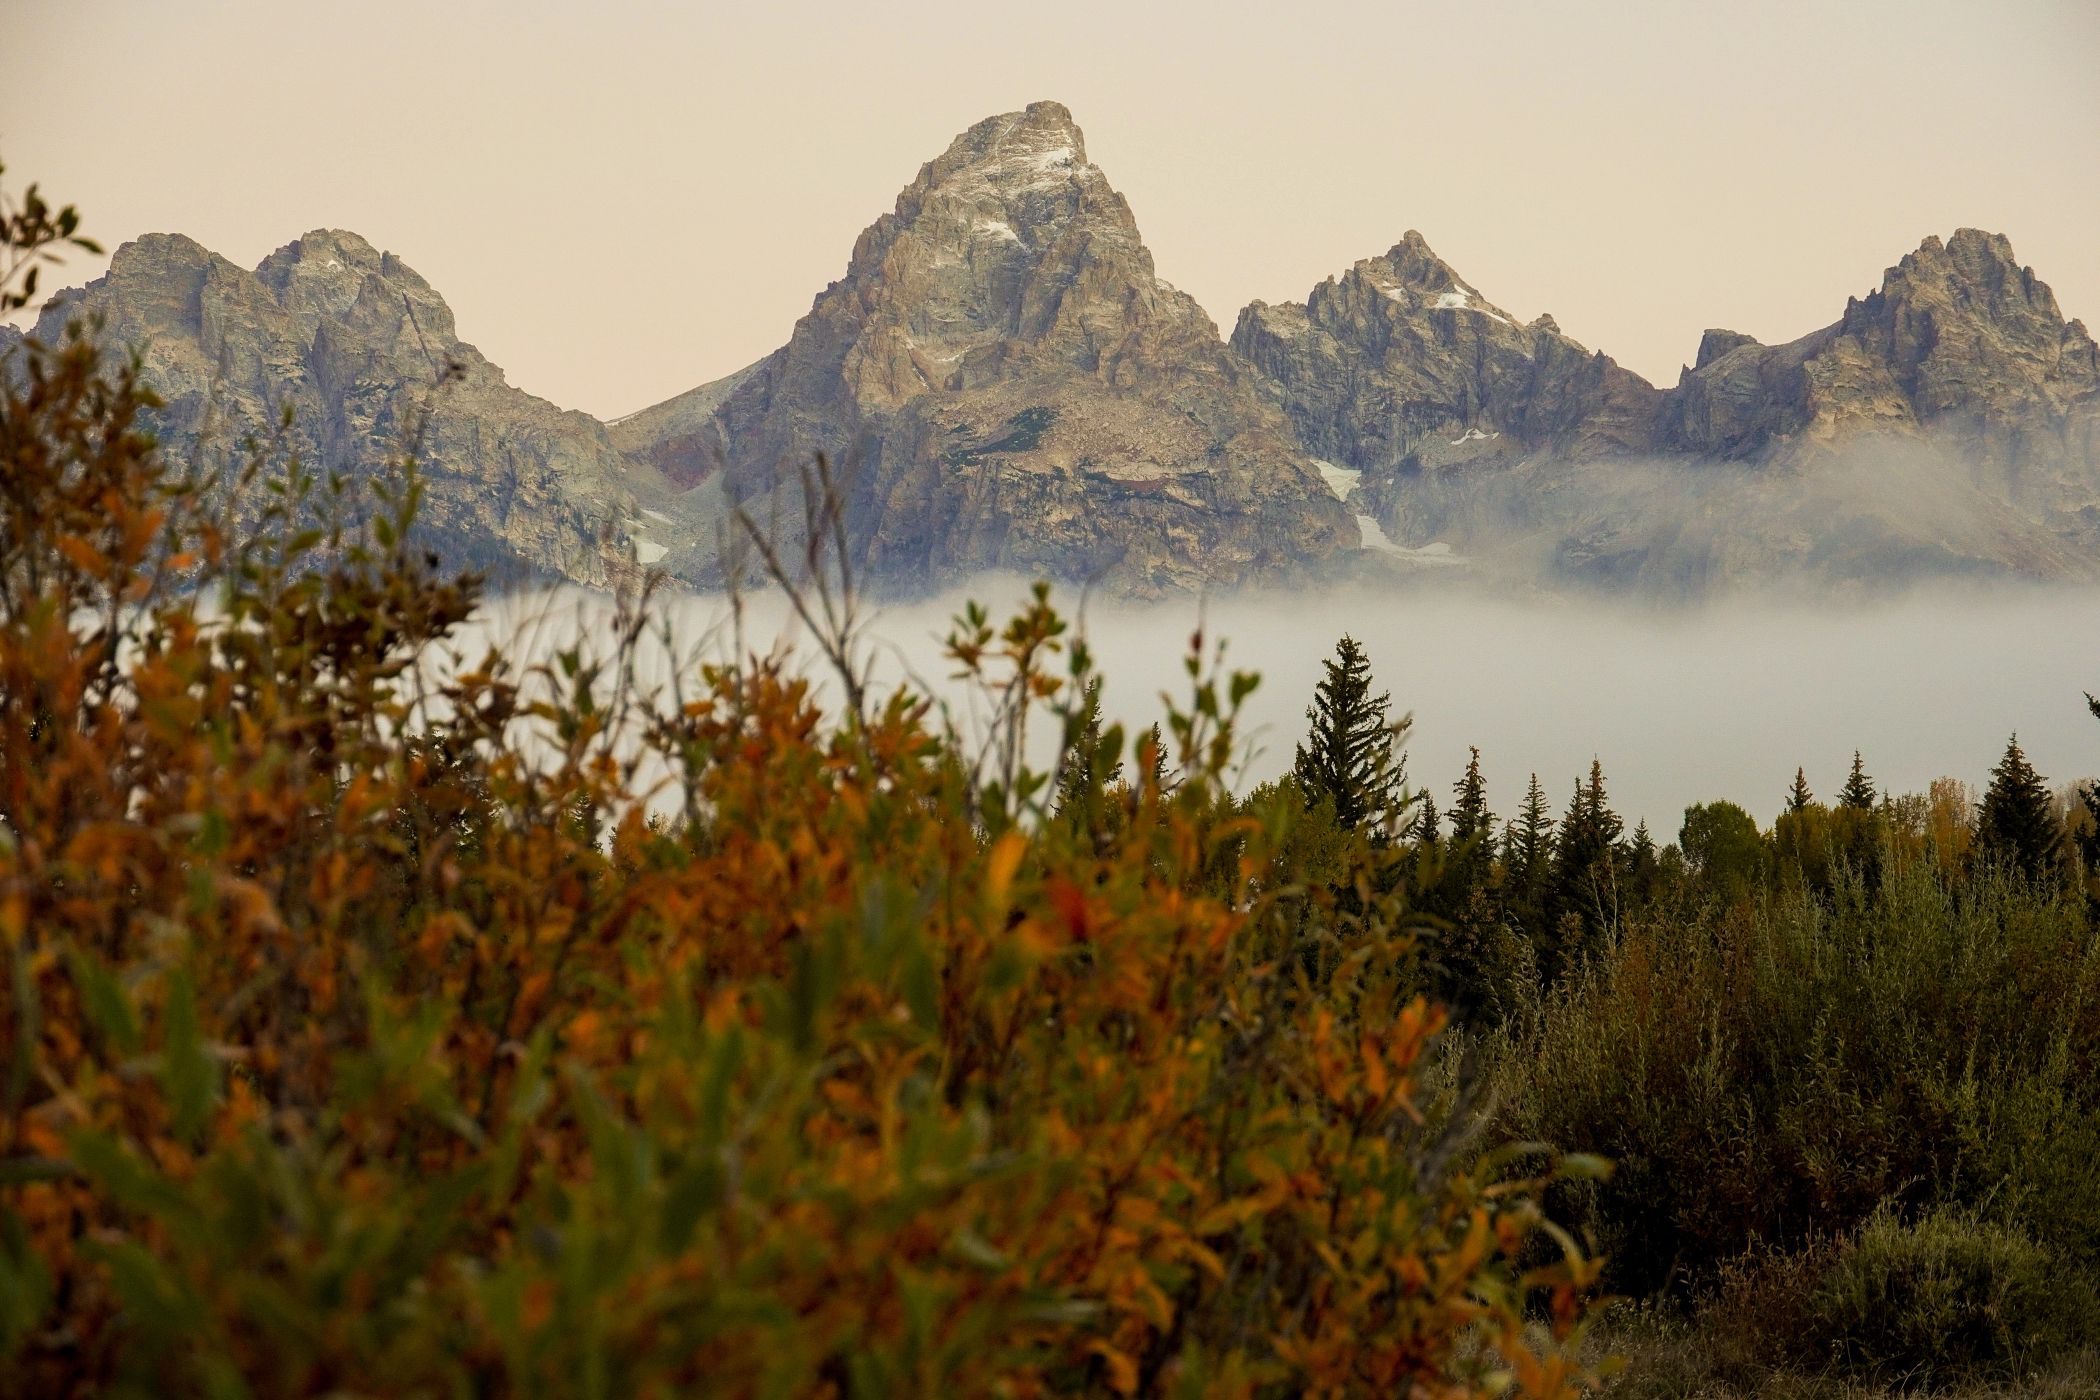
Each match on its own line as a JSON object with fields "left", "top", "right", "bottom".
{"left": 7, "top": 0, "right": 2097, "bottom": 421}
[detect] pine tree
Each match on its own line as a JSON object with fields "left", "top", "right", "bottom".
{"left": 1415, "top": 792, "right": 1442, "bottom": 856}
{"left": 1292, "top": 635, "right": 1407, "bottom": 830}
{"left": 1624, "top": 819, "right": 1660, "bottom": 907}
{"left": 1506, "top": 774, "right": 1553, "bottom": 886}
{"left": 1544, "top": 760, "right": 1623, "bottom": 979}
{"left": 1052, "top": 679, "right": 1123, "bottom": 825}
{"left": 1138, "top": 722, "right": 1174, "bottom": 797}
{"left": 1448, "top": 748, "right": 1491, "bottom": 843}
{"left": 1504, "top": 773, "right": 1554, "bottom": 936}
{"left": 1787, "top": 766, "right": 1814, "bottom": 815}
{"left": 1446, "top": 747, "right": 1496, "bottom": 894}
{"left": 1978, "top": 733, "right": 2061, "bottom": 880}
{"left": 2080, "top": 696, "right": 2100, "bottom": 907}
{"left": 1838, "top": 751, "right": 1877, "bottom": 811}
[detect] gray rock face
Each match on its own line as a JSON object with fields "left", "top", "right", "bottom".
{"left": 627, "top": 101, "right": 1354, "bottom": 596}
{"left": 1231, "top": 231, "right": 1660, "bottom": 477}
{"left": 1661, "top": 230, "right": 2100, "bottom": 486}
{"left": 1238, "top": 227, "right": 2100, "bottom": 593}
{"left": 11, "top": 230, "right": 648, "bottom": 583}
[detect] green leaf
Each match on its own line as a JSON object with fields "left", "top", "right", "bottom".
{"left": 659, "top": 1159, "right": 725, "bottom": 1255}
{"left": 160, "top": 967, "right": 219, "bottom": 1148}
{"left": 66, "top": 947, "right": 142, "bottom": 1057}
{"left": 86, "top": 1237, "right": 200, "bottom": 1338}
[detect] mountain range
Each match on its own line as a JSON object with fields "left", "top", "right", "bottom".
{"left": 8, "top": 100, "right": 2096, "bottom": 598}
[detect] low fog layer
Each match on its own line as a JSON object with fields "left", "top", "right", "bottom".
{"left": 445, "top": 580, "right": 2100, "bottom": 833}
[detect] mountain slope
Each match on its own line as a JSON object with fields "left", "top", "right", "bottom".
{"left": 9, "top": 229, "right": 652, "bottom": 583}
{"left": 625, "top": 101, "right": 1354, "bottom": 596}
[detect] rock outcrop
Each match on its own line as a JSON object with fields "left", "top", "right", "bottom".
{"left": 625, "top": 101, "right": 1354, "bottom": 596}
{"left": 8, "top": 230, "right": 652, "bottom": 583}
{"left": 1231, "top": 231, "right": 1659, "bottom": 478}
{"left": 1237, "top": 227, "right": 2100, "bottom": 592}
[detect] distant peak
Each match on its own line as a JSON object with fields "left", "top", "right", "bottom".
{"left": 1017, "top": 99, "right": 1079, "bottom": 131}
{"left": 1871, "top": 227, "right": 2062, "bottom": 325}
{"left": 1892, "top": 227, "right": 2023, "bottom": 283}
{"left": 1946, "top": 227, "right": 2016, "bottom": 261}
{"left": 287, "top": 228, "right": 382, "bottom": 259}
{"left": 109, "top": 231, "right": 213, "bottom": 267}
{"left": 257, "top": 229, "right": 390, "bottom": 288}
{"left": 1694, "top": 328, "right": 1759, "bottom": 370}
{"left": 1373, "top": 230, "right": 1462, "bottom": 292}
{"left": 932, "top": 101, "right": 1092, "bottom": 185}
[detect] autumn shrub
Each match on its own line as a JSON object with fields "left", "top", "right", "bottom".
{"left": 0, "top": 221, "right": 1606, "bottom": 1393}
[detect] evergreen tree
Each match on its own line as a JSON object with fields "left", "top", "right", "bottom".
{"left": 1292, "top": 635, "right": 1407, "bottom": 830}
{"left": 1838, "top": 751, "right": 1877, "bottom": 811}
{"left": 1052, "top": 679, "right": 1122, "bottom": 820}
{"left": 1978, "top": 733, "right": 2061, "bottom": 880}
{"left": 1446, "top": 747, "right": 1496, "bottom": 895}
{"left": 1506, "top": 774, "right": 1553, "bottom": 888}
{"left": 1787, "top": 766, "right": 1814, "bottom": 815}
{"left": 1504, "top": 773, "right": 1555, "bottom": 937}
{"left": 2080, "top": 695, "right": 2100, "bottom": 910}
{"left": 1624, "top": 819, "right": 1661, "bottom": 907}
{"left": 1544, "top": 760, "right": 1623, "bottom": 979}
{"left": 1415, "top": 791, "right": 1442, "bottom": 857}
{"left": 1137, "top": 722, "right": 1174, "bottom": 798}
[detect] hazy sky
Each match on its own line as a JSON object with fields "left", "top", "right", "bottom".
{"left": 8, "top": 0, "right": 2098, "bottom": 421}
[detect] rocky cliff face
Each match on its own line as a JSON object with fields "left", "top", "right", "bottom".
{"left": 627, "top": 101, "right": 1354, "bottom": 596}
{"left": 10, "top": 230, "right": 652, "bottom": 584}
{"left": 1231, "top": 231, "right": 1659, "bottom": 477}
{"left": 1658, "top": 230, "right": 2100, "bottom": 545}
{"left": 1238, "top": 227, "right": 2100, "bottom": 592}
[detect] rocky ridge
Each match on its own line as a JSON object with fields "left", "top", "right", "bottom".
{"left": 7, "top": 229, "right": 656, "bottom": 584}
{"left": 1234, "top": 227, "right": 2100, "bottom": 591}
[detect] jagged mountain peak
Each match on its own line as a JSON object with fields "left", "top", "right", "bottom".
{"left": 1693, "top": 329, "right": 1760, "bottom": 371}
{"left": 1231, "top": 232, "right": 1660, "bottom": 481}
{"left": 926, "top": 100, "right": 1092, "bottom": 185}
{"left": 1302, "top": 229, "right": 1505, "bottom": 321}
{"left": 1865, "top": 227, "right": 2067, "bottom": 325}
{"left": 881, "top": 99, "right": 1116, "bottom": 254}
{"left": 249, "top": 229, "right": 456, "bottom": 336}
{"left": 1371, "top": 229, "right": 1468, "bottom": 295}
{"left": 19, "top": 227, "right": 644, "bottom": 585}
{"left": 621, "top": 102, "right": 1352, "bottom": 595}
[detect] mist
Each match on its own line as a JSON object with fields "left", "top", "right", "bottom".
{"left": 447, "top": 578, "right": 2100, "bottom": 834}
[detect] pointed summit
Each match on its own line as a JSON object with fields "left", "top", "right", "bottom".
{"left": 1230, "top": 232, "right": 1660, "bottom": 483}
{"left": 1376, "top": 230, "right": 1469, "bottom": 295}
{"left": 1836, "top": 228, "right": 2099, "bottom": 413}
{"left": 631, "top": 102, "right": 1352, "bottom": 596}
{"left": 1664, "top": 227, "right": 2100, "bottom": 468}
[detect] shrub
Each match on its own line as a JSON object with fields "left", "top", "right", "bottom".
{"left": 1503, "top": 852, "right": 2100, "bottom": 1298}
{"left": 1804, "top": 1207, "right": 2098, "bottom": 1387}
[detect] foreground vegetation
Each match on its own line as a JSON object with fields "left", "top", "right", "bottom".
{"left": 5, "top": 175, "right": 2098, "bottom": 1397}
{"left": 0, "top": 190, "right": 1609, "bottom": 1395}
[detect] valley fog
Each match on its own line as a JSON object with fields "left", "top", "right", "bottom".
{"left": 453, "top": 580, "right": 2100, "bottom": 832}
